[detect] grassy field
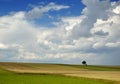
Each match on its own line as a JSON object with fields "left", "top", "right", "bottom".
{"left": 0, "top": 62, "right": 120, "bottom": 84}
{"left": 0, "top": 62, "right": 120, "bottom": 71}
{"left": 0, "top": 68, "right": 115, "bottom": 84}
{"left": 62, "top": 64, "right": 120, "bottom": 71}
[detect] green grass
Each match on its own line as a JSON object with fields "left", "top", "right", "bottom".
{"left": 0, "top": 68, "right": 117, "bottom": 84}
{"left": 60, "top": 64, "right": 120, "bottom": 71}
{"left": 1, "top": 62, "right": 120, "bottom": 71}
{"left": 0, "top": 68, "right": 13, "bottom": 74}
{"left": 0, "top": 62, "right": 119, "bottom": 84}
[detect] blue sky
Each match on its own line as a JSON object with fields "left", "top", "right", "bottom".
{"left": 0, "top": 0, "right": 85, "bottom": 27}
{"left": 0, "top": 0, "right": 118, "bottom": 15}
{"left": 0, "top": 0, "right": 118, "bottom": 27}
{"left": 0, "top": 0, "right": 84, "bottom": 15}
{"left": 0, "top": 0, "right": 120, "bottom": 65}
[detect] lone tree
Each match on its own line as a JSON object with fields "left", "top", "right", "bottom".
{"left": 82, "top": 60, "right": 87, "bottom": 65}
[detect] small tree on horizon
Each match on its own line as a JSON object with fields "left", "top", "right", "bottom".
{"left": 82, "top": 60, "right": 87, "bottom": 66}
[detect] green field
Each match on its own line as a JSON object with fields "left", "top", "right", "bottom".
{"left": 0, "top": 62, "right": 120, "bottom": 71}
{"left": 0, "top": 62, "right": 119, "bottom": 84}
{"left": 62, "top": 64, "right": 120, "bottom": 71}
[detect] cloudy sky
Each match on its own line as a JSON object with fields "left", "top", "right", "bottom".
{"left": 0, "top": 0, "right": 120, "bottom": 65}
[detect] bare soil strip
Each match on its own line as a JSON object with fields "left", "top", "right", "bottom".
{"left": 64, "top": 71, "right": 120, "bottom": 82}
{"left": 3, "top": 68, "right": 120, "bottom": 82}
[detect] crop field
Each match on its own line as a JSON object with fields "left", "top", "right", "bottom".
{"left": 0, "top": 62, "right": 120, "bottom": 84}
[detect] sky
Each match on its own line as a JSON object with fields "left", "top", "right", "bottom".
{"left": 0, "top": 0, "right": 120, "bottom": 65}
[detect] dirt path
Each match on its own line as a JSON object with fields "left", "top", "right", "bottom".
{"left": 64, "top": 71, "right": 120, "bottom": 82}
{"left": 6, "top": 69, "right": 120, "bottom": 82}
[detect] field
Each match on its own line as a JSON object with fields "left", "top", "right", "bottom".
{"left": 0, "top": 62, "right": 120, "bottom": 84}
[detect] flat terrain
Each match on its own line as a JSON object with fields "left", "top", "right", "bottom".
{"left": 0, "top": 68, "right": 115, "bottom": 84}
{"left": 0, "top": 62, "right": 120, "bottom": 84}
{"left": 65, "top": 71, "right": 120, "bottom": 82}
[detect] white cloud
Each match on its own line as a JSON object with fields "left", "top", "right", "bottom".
{"left": 0, "top": 43, "right": 8, "bottom": 49}
{"left": 106, "top": 42, "right": 120, "bottom": 48}
{"left": 0, "top": 1, "right": 120, "bottom": 65}
{"left": 26, "top": 2, "right": 70, "bottom": 19}
{"left": 113, "top": 5, "right": 120, "bottom": 14}
{"left": 93, "top": 42, "right": 105, "bottom": 49}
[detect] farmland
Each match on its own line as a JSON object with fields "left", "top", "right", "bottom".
{"left": 0, "top": 62, "right": 120, "bottom": 84}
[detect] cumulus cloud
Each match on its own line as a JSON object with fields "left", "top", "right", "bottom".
{"left": 106, "top": 42, "right": 120, "bottom": 48}
{"left": 26, "top": 2, "right": 70, "bottom": 19}
{"left": 92, "top": 30, "right": 109, "bottom": 36}
{"left": 0, "top": 0, "right": 120, "bottom": 65}
{"left": 70, "top": 0, "right": 112, "bottom": 38}
{"left": 0, "top": 43, "right": 8, "bottom": 49}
